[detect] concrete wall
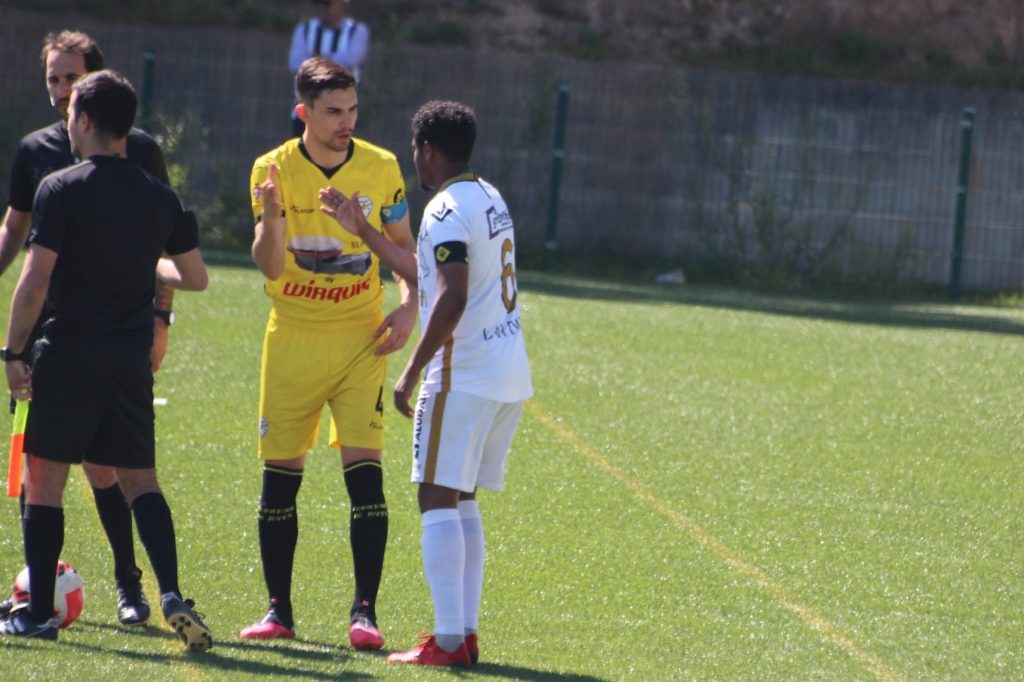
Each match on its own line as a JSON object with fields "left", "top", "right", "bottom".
{"left": 2, "top": 7, "right": 1023, "bottom": 291}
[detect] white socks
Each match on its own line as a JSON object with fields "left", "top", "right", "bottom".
{"left": 421, "top": 502, "right": 487, "bottom": 653}
{"left": 459, "top": 499, "right": 484, "bottom": 634}
{"left": 421, "top": 508, "right": 464, "bottom": 651}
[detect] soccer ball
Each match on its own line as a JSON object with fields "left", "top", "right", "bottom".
{"left": 12, "top": 560, "right": 86, "bottom": 628}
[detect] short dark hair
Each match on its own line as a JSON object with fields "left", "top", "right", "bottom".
{"left": 72, "top": 70, "right": 137, "bottom": 139}
{"left": 295, "top": 56, "right": 356, "bottom": 105}
{"left": 40, "top": 30, "right": 105, "bottom": 72}
{"left": 411, "top": 100, "right": 476, "bottom": 164}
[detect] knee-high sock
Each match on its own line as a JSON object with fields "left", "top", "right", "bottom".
{"left": 459, "top": 500, "right": 484, "bottom": 633}
{"left": 24, "top": 504, "right": 63, "bottom": 623}
{"left": 421, "top": 507, "right": 464, "bottom": 649}
{"left": 343, "top": 460, "right": 387, "bottom": 619}
{"left": 131, "top": 492, "right": 179, "bottom": 597}
{"left": 92, "top": 483, "right": 138, "bottom": 584}
{"left": 258, "top": 465, "right": 303, "bottom": 624}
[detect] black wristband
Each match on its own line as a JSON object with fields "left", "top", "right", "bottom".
{"left": 0, "top": 346, "right": 29, "bottom": 363}
{"left": 154, "top": 310, "right": 176, "bottom": 326}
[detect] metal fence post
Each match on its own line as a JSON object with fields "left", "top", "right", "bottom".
{"left": 949, "top": 107, "right": 975, "bottom": 301}
{"left": 140, "top": 48, "right": 156, "bottom": 131}
{"left": 543, "top": 80, "right": 570, "bottom": 270}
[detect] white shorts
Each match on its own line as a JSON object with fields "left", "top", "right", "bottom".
{"left": 411, "top": 390, "right": 525, "bottom": 493}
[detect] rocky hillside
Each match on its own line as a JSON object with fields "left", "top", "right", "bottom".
{"left": 5, "top": 0, "right": 1022, "bottom": 74}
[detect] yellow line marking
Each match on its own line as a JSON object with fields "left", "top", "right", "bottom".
{"left": 526, "top": 401, "right": 904, "bottom": 682}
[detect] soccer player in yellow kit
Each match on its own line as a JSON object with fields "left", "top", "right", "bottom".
{"left": 242, "top": 57, "right": 416, "bottom": 650}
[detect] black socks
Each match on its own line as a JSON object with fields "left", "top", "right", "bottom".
{"left": 92, "top": 483, "right": 138, "bottom": 585}
{"left": 23, "top": 504, "right": 64, "bottom": 623}
{"left": 131, "top": 492, "right": 179, "bottom": 597}
{"left": 258, "top": 465, "right": 304, "bottom": 626}
{"left": 343, "top": 460, "right": 388, "bottom": 620}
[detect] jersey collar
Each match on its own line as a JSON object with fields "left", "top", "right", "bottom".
{"left": 298, "top": 139, "right": 354, "bottom": 179}
{"left": 438, "top": 171, "right": 478, "bottom": 192}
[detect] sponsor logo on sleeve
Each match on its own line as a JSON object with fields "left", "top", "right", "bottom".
{"left": 486, "top": 205, "right": 513, "bottom": 238}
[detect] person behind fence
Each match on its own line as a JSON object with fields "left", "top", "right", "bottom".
{"left": 318, "top": 99, "right": 533, "bottom": 667}
{"left": 0, "top": 69, "right": 212, "bottom": 649}
{"left": 288, "top": 0, "right": 370, "bottom": 137}
{"left": 243, "top": 56, "right": 416, "bottom": 650}
{"left": 0, "top": 29, "right": 178, "bottom": 629}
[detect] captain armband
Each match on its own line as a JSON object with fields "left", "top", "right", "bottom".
{"left": 381, "top": 198, "right": 409, "bottom": 223}
{"left": 434, "top": 241, "right": 468, "bottom": 267}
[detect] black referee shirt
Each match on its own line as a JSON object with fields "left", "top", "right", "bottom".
{"left": 29, "top": 155, "right": 198, "bottom": 343}
{"left": 7, "top": 121, "right": 168, "bottom": 212}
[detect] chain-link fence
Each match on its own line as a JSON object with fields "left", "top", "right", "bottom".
{"left": 3, "top": 8, "right": 1023, "bottom": 292}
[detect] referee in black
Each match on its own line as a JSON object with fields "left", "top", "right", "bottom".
{"left": 0, "top": 30, "right": 175, "bottom": 626}
{"left": 0, "top": 70, "right": 212, "bottom": 650}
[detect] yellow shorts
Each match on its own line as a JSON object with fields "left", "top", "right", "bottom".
{"left": 258, "top": 310, "right": 385, "bottom": 460}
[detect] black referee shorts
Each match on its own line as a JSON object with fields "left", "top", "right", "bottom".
{"left": 27, "top": 340, "right": 155, "bottom": 468}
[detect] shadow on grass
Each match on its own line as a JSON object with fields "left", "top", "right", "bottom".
{"left": 470, "top": 662, "right": 610, "bottom": 680}
{"left": 519, "top": 272, "right": 1024, "bottom": 337}
{"left": 63, "top": 622, "right": 608, "bottom": 680}
{"left": 63, "top": 632, "right": 371, "bottom": 680}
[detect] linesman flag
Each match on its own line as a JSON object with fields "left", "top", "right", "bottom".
{"left": 7, "top": 400, "right": 28, "bottom": 498}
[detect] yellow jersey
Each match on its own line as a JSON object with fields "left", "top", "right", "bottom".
{"left": 250, "top": 137, "right": 407, "bottom": 323}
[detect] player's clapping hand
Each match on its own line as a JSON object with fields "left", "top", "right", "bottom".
{"left": 319, "top": 187, "right": 369, "bottom": 239}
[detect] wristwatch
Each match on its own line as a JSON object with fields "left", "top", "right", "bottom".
{"left": 0, "top": 346, "right": 28, "bottom": 363}
{"left": 154, "top": 310, "right": 176, "bottom": 326}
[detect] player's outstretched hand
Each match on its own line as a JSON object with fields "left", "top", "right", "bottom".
{"left": 374, "top": 301, "right": 417, "bottom": 356}
{"left": 319, "top": 187, "right": 369, "bottom": 239}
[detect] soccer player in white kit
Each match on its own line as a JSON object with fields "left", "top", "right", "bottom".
{"left": 318, "top": 100, "right": 532, "bottom": 667}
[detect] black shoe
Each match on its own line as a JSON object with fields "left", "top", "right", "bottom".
{"left": 116, "top": 568, "right": 151, "bottom": 626}
{"left": 0, "top": 586, "right": 30, "bottom": 618}
{"left": 160, "top": 594, "right": 213, "bottom": 652}
{"left": 0, "top": 609, "right": 59, "bottom": 640}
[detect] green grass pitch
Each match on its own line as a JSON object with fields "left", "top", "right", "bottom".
{"left": 0, "top": 259, "right": 1021, "bottom": 680}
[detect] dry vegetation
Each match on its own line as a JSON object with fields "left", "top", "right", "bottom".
{"left": 5, "top": 0, "right": 1023, "bottom": 84}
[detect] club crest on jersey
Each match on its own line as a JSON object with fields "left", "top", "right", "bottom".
{"left": 259, "top": 417, "right": 269, "bottom": 438}
{"left": 358, "top": 195, "right": 373, "bottom": 218}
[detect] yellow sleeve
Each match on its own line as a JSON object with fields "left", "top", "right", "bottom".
{"left": 380, "top": 158, "right": 408, "bottom": 224}
{"left": 250, "top": 159, "right": 269, "bottom": 220}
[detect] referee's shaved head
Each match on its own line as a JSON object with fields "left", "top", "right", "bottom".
{"left": 411, "top": 100, "right": 476, "bottom": 164}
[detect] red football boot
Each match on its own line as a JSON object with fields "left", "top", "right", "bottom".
{"left": 387, "top": 633, "right": 471, "bottom": 667}
{"left": 240, "top": 608, "right": 295, "bottom": 640}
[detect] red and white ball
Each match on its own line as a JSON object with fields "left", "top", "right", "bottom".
{"left": 12, "top": 560, "right": 86, "bottom": 628}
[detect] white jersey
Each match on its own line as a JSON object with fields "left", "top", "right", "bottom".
{"left": 416, "top": 174, "right": 533, "bottom": 402}
{"left": 288, "top": 17, "right": 370, "bottom": 82}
